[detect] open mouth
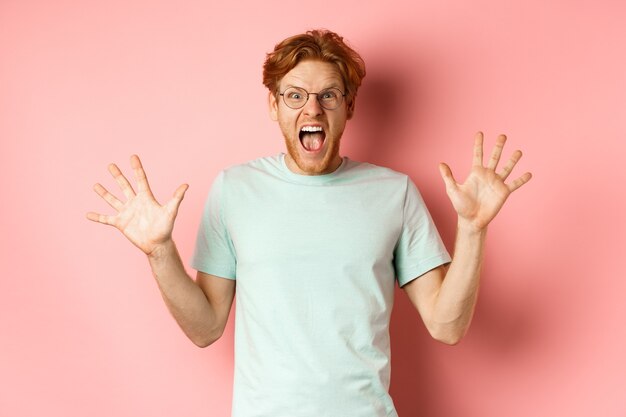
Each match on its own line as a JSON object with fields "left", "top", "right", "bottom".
{"left": 299, "top": 126, "right": 326, "bottom": 152}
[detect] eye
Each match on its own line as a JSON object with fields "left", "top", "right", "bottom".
{"left": 320, "top": 90, "right": 338, "bottom": 100}
{"left": 288, "top": 92, "right": 303, "bottom": 100}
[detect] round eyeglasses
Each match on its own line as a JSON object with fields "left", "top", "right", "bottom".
{"left": 279, "top": 87, "right": 346, "bottom": 110}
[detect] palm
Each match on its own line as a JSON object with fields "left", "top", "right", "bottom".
{"left": 440, "top": 133, "right": 531, "bottom": 231}
{"left": 114, "top": 191, "right": 176, "bottom": 252}
{"left": 87, "top": 155, "right": 188, "bottom": 255}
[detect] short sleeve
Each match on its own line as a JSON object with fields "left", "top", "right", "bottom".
{"left": 191, "top": 171, "right": 237, "bottom": 279}
{"left": 394, "top": 178, "right": 451, "bottom": 286}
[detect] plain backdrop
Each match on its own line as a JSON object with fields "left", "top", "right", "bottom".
{"left": 1, "top": 1, "right": 625, "bottom": 416}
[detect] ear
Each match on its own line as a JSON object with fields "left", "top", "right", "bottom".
{"left": 268, "top": 92, "right": 278, "bottom": 121}
{"left": 346, "top": 98, "right": 355, "bottom": 120}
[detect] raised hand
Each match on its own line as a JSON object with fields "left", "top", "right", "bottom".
{"left": 439, "top": 132, "right": 532, "bottom": 231}
{"left": 86, "top": 155, "right": 189, "bottom": 255}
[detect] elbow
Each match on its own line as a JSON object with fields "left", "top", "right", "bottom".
{"left": 432, "top": 332, "right": 463, "bottom": 346}
{"left": 428, "top": 324, "right": 466, "bottom": 346}
{"left": 190, "top": 326, "right": 225, "bottom": 348}
{"left": 192, "top": 338, "right": 215, "bottom": 348}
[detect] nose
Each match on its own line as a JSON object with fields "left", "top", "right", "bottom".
{"left": 303, "top": 93, "right": 323, "bottom": 116}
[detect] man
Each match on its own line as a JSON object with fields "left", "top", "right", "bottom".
{"left": 87, "top": 30, "right": 531, "bottom": 417}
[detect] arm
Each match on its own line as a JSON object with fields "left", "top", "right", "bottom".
{"left": 148, "top": 242, "right": 235, "bottom": 347}
{"left": 87, "top": 155, "right": 234, "bottom": 347}
{"left": 403, "top": 132, "right": 531, "bottom": 345}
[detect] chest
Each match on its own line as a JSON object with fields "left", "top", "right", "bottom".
{"left": 226, "top": 181, "right": 404, "bottom": 270}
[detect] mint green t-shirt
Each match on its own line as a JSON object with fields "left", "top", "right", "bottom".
{"left": 192, "top": 154, "right": 450, "bottom": 417}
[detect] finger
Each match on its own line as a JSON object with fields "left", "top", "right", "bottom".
{"left": 93, "top": 183, "right": 124, "bottom": 211}
{"left": 438, "top": 163, "right": 458, "bottom": 191}
{"left": 472, "top": 131, "right": 484, "bottom": 167}
{"left": 498, "top": 150, "right": 522, "bottom": 180}
{"left": 487, "top": 134, "right": 507, "bottom": 170}
{"left": 108, "top": 163, "right": 136, "bottom": 199}
{"left": 130, "top": 154, "right": 154, "bottom": 197}
{"left": 86, "top": 211, "right": 116, "bottom": 226}
{"left": 166, "top": 183, "right": 189, "bottom": 213}
{"left": 174, "top": 183, "right": 189, "bottom": 202}
{"left": 507, "top": 172, "right": 532, "bottom": 193}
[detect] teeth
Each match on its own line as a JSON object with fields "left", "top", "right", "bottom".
{"left": 300, "top": 126, "right": 323, "bottom": 132}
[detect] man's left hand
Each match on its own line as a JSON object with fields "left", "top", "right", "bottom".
{"left": 439, "top": 132, "right": 532, "bottom": 231}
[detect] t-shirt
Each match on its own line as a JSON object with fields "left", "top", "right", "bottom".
{"left": 192, "top": 153, "right": 451, "bottom": 417}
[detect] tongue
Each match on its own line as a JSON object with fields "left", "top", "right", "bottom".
{"left": 302, "top": 133, "right": 324, "bottom": 151}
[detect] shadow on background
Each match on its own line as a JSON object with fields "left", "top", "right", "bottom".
{"left": 348, "top": 43, "right": 545, "bottom": 416}
{"left": 345, "top": 56, "right": 422, "bottom": 170}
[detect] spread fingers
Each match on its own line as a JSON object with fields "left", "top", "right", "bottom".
{"left": 108, "top": 163, "right": 136, "bottom": 199}
{"left": 93, "top": 183, "right": 124, "bottom": 211}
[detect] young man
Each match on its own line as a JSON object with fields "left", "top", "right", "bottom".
{"left": 88, "top": 30, "right": 531, "bottom": 417}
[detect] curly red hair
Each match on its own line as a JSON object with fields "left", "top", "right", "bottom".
{"left": 262, "top": 29, "right": 366, "bottom": 117}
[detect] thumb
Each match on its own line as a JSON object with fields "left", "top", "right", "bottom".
{"left": 438, "top": 163, "right": 457, "bottom": 190}
{"left": 168, "top": 183, "right": 189, "bottom": 213}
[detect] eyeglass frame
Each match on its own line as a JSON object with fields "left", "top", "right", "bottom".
{"left": 278, "top": 86, "right": 347, "bottom": 110}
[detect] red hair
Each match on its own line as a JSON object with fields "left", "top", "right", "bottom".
{"left": 262, "top": 29, "right": 366, "bottom": 117}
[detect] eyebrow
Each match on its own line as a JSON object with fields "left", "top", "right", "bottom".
{"left": 283, "top": 83, "right": 344, "bottom": 91}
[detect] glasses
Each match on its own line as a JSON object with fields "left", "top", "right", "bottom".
{"left": 279, "top": 86, "right": 346, "bottom": 110}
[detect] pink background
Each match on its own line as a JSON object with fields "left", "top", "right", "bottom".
{"left": 1, "top": 1, "right": 625, "bottom": 416}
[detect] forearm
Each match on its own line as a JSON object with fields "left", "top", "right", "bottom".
{"left": 147, "top": 240, "right": 222, "bottom": 347}
{"left": 431, "top": 220, "right": 487, "bottom": 343}
{"left": 425, "top": 132, "right": 530, "bottom": 344}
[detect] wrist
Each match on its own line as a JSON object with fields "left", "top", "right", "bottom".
{"left": 147, "top": 239, "right": 176, "bottom": 261}
{"left": 457, "top": 217, "right": 488, "bottom": 237}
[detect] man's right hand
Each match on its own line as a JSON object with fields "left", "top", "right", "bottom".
{"left": 87, "top": 155, "right": 189, "bottom": 256}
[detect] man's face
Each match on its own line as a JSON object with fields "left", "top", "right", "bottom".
{"left": 269, "top": 59, "right": 350, "bottom": 175}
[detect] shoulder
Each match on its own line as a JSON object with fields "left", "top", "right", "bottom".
{"left": 223, "top": 154, "right": 280, "bottom": 174}
{"left": 342, "top": 158, "right": 411, "bottom": 186}
{"left": 219, "top": 155, "right": 282, "bottom": 181}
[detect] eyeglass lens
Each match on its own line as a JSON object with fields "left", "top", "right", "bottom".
{"left": 282, "top": 87, "right": 344, "bottom": 110}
